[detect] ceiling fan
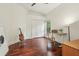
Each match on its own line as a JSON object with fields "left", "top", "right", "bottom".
{"left": 31, "top": 3, "right": 48, "bottom": 6}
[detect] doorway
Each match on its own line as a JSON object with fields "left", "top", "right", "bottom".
{"left": 31, "top": 20, "right": 47, "bottom": 38}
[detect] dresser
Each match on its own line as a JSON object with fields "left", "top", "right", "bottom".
{"left": 62, "top": 39, "right": 79, "bottom": 56}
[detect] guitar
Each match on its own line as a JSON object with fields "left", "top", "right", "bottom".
{"left": 19, "top": 28, "right": 24, "bottom": 41}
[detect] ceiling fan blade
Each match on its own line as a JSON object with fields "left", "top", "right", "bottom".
{"left": 32, "top": 3, "right": 36, "bottom": 6}
{"left": 44, "top": 3, "right": 48, "bottom": 4}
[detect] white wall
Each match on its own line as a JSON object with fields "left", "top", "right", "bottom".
{"left": 70, "top": 20, "right": 79, "bottom": 40}
{"left": 0, "top": 4, "right": 46, "bottom": 46}
{"left": 0, "top": 4, "right": 28, "bottom": 45}
{"left": 47, "top": 3, "right": 79, "bottom": 42}
{"left": 47, "top": 3, "right": 79, "bottom": 29}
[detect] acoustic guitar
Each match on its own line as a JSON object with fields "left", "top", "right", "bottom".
{"left": 19, "top": 28, "right": 24, "bottom": 41}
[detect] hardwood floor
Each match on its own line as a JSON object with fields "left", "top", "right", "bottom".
{"left": 6, "top": 37, "right": 62, "bottom": 56}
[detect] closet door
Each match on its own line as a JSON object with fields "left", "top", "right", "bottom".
{"left": 31, "top": 20, "right": 45, "bottom": 38}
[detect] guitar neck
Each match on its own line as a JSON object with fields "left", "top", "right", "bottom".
{"left": 19, "top": 28, "right": 22, "bottom": 33}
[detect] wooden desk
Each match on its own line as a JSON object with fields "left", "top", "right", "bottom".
{"left": 62, "top": 39, "right": 79, "bottom": 56}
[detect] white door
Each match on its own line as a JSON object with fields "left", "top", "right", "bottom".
{"left": 31, "top": 20, "right": 46, "bottom": 38}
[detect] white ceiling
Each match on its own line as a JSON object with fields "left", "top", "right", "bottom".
{"left": 21, "top": 3, "right": 61, "bottom": 14}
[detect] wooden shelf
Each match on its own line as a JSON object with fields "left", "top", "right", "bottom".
{"left": 57, "top": 33, "right": 67, "bottom": 36}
